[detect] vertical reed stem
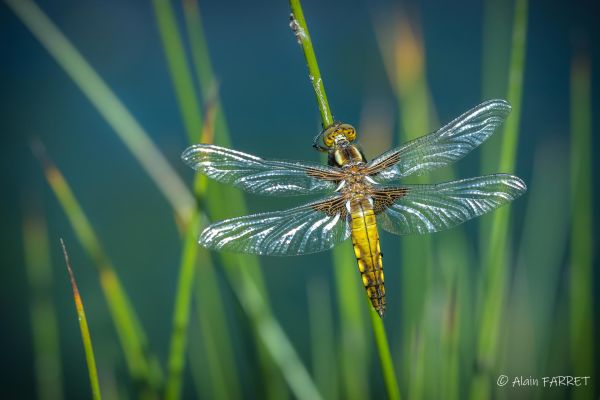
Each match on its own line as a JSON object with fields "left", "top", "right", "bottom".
{"left": 289, "top": 1, "right": 400, "bottom": 398}
{"left": 22, "top": 204, "right": 64, "bottom": 400}
{"left": 165, "top": 213, "right": 201, "bottom": 400}
{"left": 369, "top": 307, "right": 401, "bottom": 400}
{"left": 471, "top": 0, "right": 528, "bottom": 397}
{"left": 289, "top": 0, "right": 333, "bottom": 128}
{"left": 569, "top": 52, "right": 593, "bottom": 400}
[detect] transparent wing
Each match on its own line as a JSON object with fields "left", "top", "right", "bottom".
{"left": 182, "top": 144, "right": 343, "bottom": 196}
{"left": 366, "top": 99, "right": 511, "bottom": 182}
{"left": 199, "top": 196, "right": 350, "bottom": 255}
{"left": 375, "top": 174, "right": 526, "bottom": 235}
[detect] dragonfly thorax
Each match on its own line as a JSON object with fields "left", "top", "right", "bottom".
{"left": 335, "top": 164, "right": 373, "bottom": 202}
{"left": 331, "top": 143, "right": 365, "bottom": 167}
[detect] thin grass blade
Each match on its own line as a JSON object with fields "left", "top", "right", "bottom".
{"left": 374, "top": 13, "right": 436, "bottom": 394}
{"left": 181, "top": 0, "right": 234, "bottom": 151}
{"left": 155, "top": 1, "right": 287, "bottom": 395}
{"left": 182, "top": 3, "right": 320, "bottom": 396}
{"left": 60, "top": 239, "right": 102, "bottom": 400}
{"left": 165, "top": 100, "right": 241, "bottom": 397}
{"left": 152, "top": 0, "right": 203, "bottom": 143}
{"left": 569, "top": 52, "right": 594, "bottom": 400}
{"left": 480, "top": 0, "right": 511, "bottom": 172}
{"left": 165, "top": 212, "right": 201, "bottom": 400}
{"left": 22, "top": 200, "right": 64, "bottom": 400}
{"left": 307, "top": 279, "right": 338, "bottom": 400}
{"left": 164, "top": 90, "right": 216, "bottom": 400}
{"left": 182, "top": 0, "right": 216, "bottom": 99}
{"left": 407, "top": 326, "right": 426, "bottom": 400}
{"left": 189, "top": 249, "right": 241, "bottom": 400}
{"left": 440, "top": 284, "right": 460, "bottom": 400}
{"left": 471, "top": 0, "right": 528, "bottom": 397}
{"left": 180, "top": 1, "right": 317, "bottom": 398}
{"left": 192, "top": 109, "right": 242, "bottom": 400}
{"left": 31, "top": 141, "right": 162, "bottom": 394}
{"left": 499, "top": 143, "right": 568, "bottom": 400}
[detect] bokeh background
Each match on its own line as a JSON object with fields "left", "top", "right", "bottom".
{"left": 1, "top": 0, "right": 598, "bottom": 398}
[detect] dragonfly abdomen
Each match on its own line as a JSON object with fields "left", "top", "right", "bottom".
{"left": 350, "top": 199, "right": 385, "bottom": 317}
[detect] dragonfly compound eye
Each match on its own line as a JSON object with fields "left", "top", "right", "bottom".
{"left": 323, "top": 131, "right": 336, "bottom": 147}
{"left": 322, "top": 123, "right": 357, "bottom": 147}
{"left": 340, "top": 124, "right": 356, "bottom": 141}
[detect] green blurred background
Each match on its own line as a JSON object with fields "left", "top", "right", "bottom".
{"left": 0, "top": 0, "right": 598, "bottom": 398}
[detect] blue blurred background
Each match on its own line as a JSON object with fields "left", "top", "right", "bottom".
{"left": 1, "top": 0, "right": 598, "bottom": 398}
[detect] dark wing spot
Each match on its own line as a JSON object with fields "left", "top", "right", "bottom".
{"left": 364, "top": 151, "right": 401, "bottom": 176}
{"left": 371, "top": 187, "right": 409, "bottom": 214}
{"left": 311, "top": 196, "right": 348, "bottom": 218}
{"left": 305, "top": 167, "right": 345, "bottom": 182}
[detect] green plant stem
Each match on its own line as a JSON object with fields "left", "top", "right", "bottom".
{"left": 152, "top": 0, "right": 203, "bottom": 143}
{"left": 471, "top": 0, "right": 528, "bottom": 397}
{"left": 376, "top": 14, "right": 436, "bottom": 396}
{"left": 479, "top": 0, "right": 511, "bottom": 173}
{"left": 497, "top": 0, "right": 528, "bottom": 174}
{"left": 332, "top": 244, "right": 368, "bottom": 400}
{"left": 159, "top": 1, "right": 317, "bottom": 397}
{"left": 440, "top": 285, "right": 460, "bottom": 400}
{"left": 307, "top": 279, "right": 338, "bottom": 400}
{"left": 480, "top": 0, "right": 511, "bottom": 101}
{"left": 158, "top": 1, "right": 285, "bottom": 397}
{"left": 182, "top": 0, "right": 216, "bottom": 98}
{"left": 289, "top": 0, "right": 333, "bottom": 127}
{"left": 151, "top": 3, "right": 234, "bottom": 397}
{"left": 22, "top": 205, "right": 64, "bottom": 400}
{"left": 408, "top": 324, "right": 426, "bottom": 400}
{"left": 369, "top": 306, "right": 401, "bottom": 400}
{"left": 181, "top": 2, "right": 309, "bottom": 397}
{"left": 290, "top": 2, "right": 369, "bottom": 399}
{"left": 60, "top": 239, "right": 102, "bottom": 400}
{"left": 165, "top": 213, "right": 201, "bottom": 400}
{"left": 569, "top": 53, "right": 593, "bottom": 400}
{"left": 290, "top": 1, "right": 401, "bottom": 398}
{"left": 190, "top": 250, "right": 241, "bottom": 400}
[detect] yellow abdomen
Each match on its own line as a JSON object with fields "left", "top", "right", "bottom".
{"left": 350, "top": 199, "right": 385, "bottom": 316}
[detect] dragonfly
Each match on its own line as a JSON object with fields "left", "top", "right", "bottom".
{"left": 182, "top": 99, "right": 526, "bottom": 317}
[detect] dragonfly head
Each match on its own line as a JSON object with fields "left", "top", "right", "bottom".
{"left": 324, "top": 123, "right": 357, "bottom": 147}
{"left": 313, "top": 122, "right": 357, "bottom": 152}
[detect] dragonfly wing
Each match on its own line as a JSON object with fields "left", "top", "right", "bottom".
{"left": 374, "top": 174, "right": 526, "bottom": 235}
{"left": 182, "top": 144, "right": 343, "bottom": 196}
{"left": 366, "top": 100, "right": 511, "bottom": 182}
{"left": 199, "top": 196, "right": 350, "bottom": 255}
